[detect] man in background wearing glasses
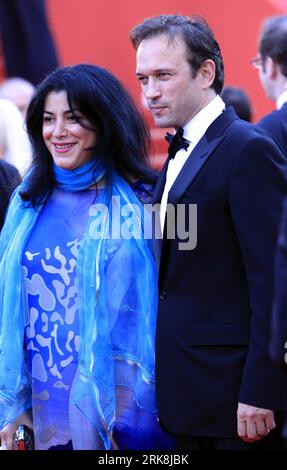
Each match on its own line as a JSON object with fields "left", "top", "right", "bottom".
{"left": 252, "top": 15, "right": 287, "bottom": 447}
{"left": 252, "top": 15, "right": 287, "bottom": 157}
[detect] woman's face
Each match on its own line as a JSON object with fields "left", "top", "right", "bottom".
{"left": 42, "top": 90, "right": 97, "bottom": 170}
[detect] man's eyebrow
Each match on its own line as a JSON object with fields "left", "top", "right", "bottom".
{"left": 136, "top": 68, "right": 173, "bottom": 75}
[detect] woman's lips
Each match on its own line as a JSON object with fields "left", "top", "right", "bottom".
{"left": 53, "top": 143, "right": 76, "bottom": 153}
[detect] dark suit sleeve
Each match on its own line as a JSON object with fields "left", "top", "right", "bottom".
{"left": 228, "top": 135, "right": 287, "bottom": 409}
{"left": 256, "top": 109, "right": 287, "bottom": 158}
{"left": 270, "top": 196, "right": 287, "bottom": 368}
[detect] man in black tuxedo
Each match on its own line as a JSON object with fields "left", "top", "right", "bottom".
{"left": 130, "top": 15, "right": 287, "bottom": 449}
{"left": 253, "top": 15, "right": 287, "bottom": 156}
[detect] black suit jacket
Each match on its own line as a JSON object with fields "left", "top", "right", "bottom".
{"left": 256, "top": 103, "right": 287, "bottom": 157}
{"left": 154, "top": 107, "right": 287, "bottom": 437}
{"left": 0, "top": 160, "right": 21, "bottom": 229}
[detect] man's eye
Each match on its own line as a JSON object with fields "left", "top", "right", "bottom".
{"left": 158, "top": 73, "right": 171, "bottom": 79}
{"left": 138, "top": 76, "right": 148, "bottom": 84}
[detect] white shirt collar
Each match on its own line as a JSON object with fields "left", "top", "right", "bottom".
{"left": 182, "top": 95, "right": 225, "bottom": 144}
{"left": 276, "top": 89, "right": 287, "bottom": 110}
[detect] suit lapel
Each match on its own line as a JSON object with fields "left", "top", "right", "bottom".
{"left": 152, "top": 158, "right": 169, "bottom": 268}
{"left": 155, "top": 134, "right": 223, "bottom": 270}
{"left": 152, "top": 158, "right": 169, "bottom": 204}
{"left": 168, "top": 134, "right": 224, "bottom": 205}
{"left": 153, "top": 107, "right": 239, "bottom": 270}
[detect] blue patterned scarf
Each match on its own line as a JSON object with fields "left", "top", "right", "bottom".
{"left": 0, "top": 160, "right": 158, "bottom": 449}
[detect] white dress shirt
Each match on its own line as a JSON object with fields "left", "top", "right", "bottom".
{"left": 160, "top": 95, "right": 225, "bottom": 232}
{"left": 276, "top": 88, "right": 287, "bottom": 110}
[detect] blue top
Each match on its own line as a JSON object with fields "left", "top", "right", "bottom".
{"left": 22, "top": 186, "right": 175, "bottom": 450}
{"left": 23, "top": 188, "right": 95, "bottom": 449}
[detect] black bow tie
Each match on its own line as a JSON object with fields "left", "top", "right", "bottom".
{"left": 165, "top": 128, "right": 189, "bottom": 160}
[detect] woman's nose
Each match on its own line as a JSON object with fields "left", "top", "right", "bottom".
{"left": 52, "top": 119, "right": 68, "bottom": 137}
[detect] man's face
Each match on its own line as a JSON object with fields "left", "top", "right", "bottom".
{"left": 136, "top": 33, "right": 206, "bottom": 129}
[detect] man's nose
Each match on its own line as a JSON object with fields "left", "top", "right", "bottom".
{"left": 145, "top": 79, "right": 161, "bottom": 100}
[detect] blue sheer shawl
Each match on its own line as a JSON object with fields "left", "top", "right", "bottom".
{"left": 0, "top": 160, "right": 158, "bottom": 449}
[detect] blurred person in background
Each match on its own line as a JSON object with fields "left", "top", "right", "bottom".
{"left": 0, "top": 63, "right": 175, "bottom": 450}
{"left": 0, "top": 77, "right": 35, "bottom": 118}
{"left": 252, "top": 15, "right": 287, "bottom": 156}
{"left": 0, "top": 159, "right": 20, "bottom": 230}
{"left": 0, "top": 98, "right": 32, "bottom": 175}
{"left": 221, "top": 85, "right": 253, "bottom": 122}
{"left": 253, "top": 15, "right": 287, "bottom": 446}
{"left": 0, "top": 0, "right": 59, "bottom": 85}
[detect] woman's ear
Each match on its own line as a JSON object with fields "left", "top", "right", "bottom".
{"left": 200, "top": 59, "right": 216, "bottom": 89}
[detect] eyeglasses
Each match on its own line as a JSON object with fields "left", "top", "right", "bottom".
{"left": 250, "top": 55, "right": 264, "bottom": 69}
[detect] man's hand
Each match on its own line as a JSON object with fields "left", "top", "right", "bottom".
{"left": 237, "top": 402, "right": 275, "bottom": 443}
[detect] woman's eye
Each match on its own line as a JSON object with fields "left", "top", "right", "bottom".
{"left": 43, "top": 116, "right": 53, "bottom": 122}
{"left": 67, "top": 114, "right": 82, "bottom": 123}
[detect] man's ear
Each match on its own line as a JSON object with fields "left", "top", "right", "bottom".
{"left": 200, "top": 59, "right": 216, "bottom": 89}
{"left": 264, "top": 56, "right": 278, "bottom": 79}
